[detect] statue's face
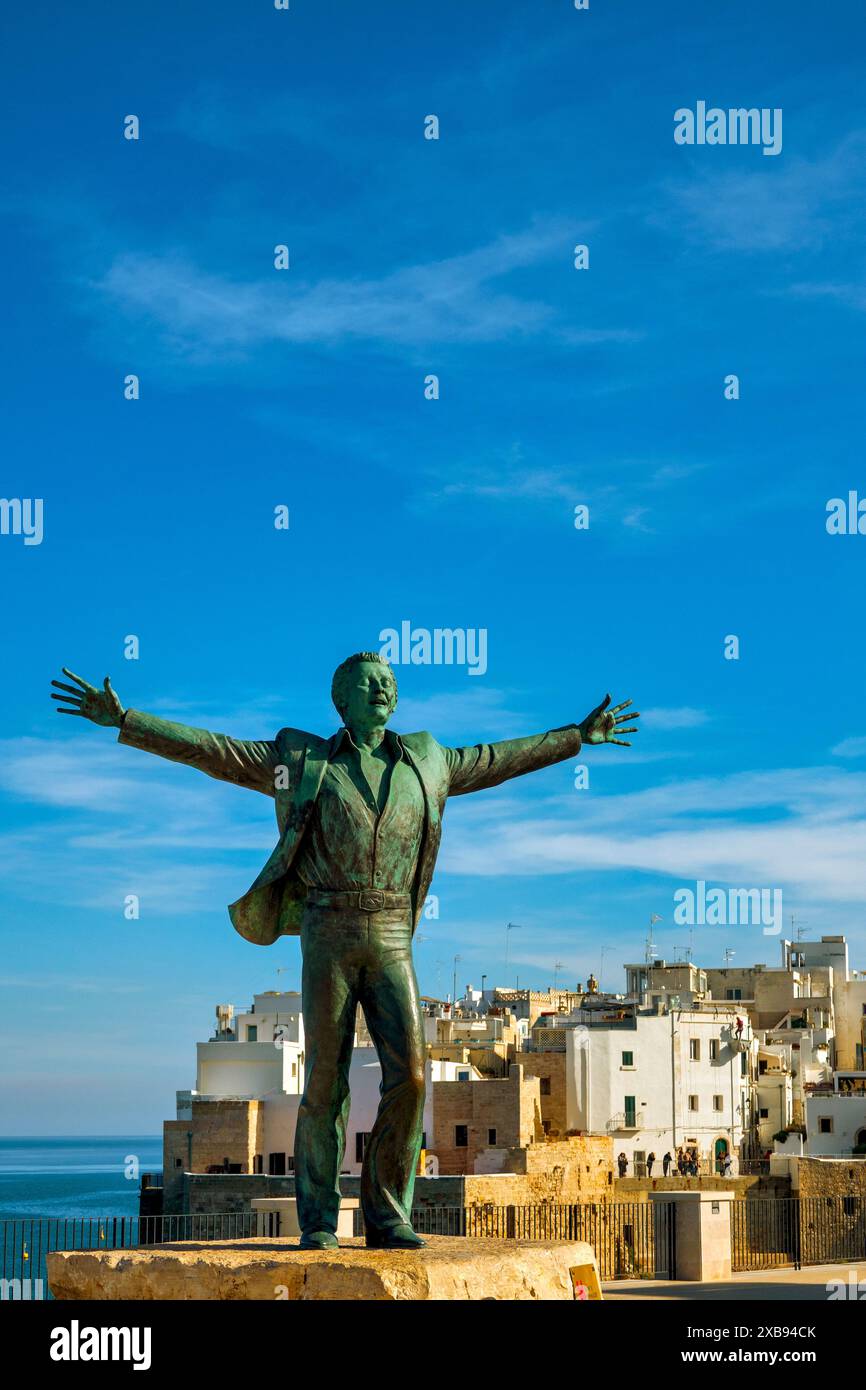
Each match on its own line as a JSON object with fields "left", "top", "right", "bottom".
{"left": 342, "top": 660, "right": 397, "bottom": 730}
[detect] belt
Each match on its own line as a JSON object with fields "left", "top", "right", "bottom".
{"left": 305, "top": 889, "right": 412, "bottom": 913}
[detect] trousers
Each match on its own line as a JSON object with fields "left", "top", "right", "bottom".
{"left": 293, "top": 903, "right": 426, "bottom": 1236}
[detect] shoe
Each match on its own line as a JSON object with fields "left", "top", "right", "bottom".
{"left": 298, "top": 1229, "right": 339, "bottom": 1250}
{"left": 366, "top": 1223, "right": 427, "bottom": 1250}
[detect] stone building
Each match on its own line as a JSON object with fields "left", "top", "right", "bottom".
{"left": 514, "top": 1050, "right": 568, "bottom": 1136}
{"left": 431, "top": 1064, "right": 541, "bottom": 1174}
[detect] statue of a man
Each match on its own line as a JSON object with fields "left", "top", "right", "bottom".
{"left": 51, "top": 654, "right": 639, "bottom": 1250}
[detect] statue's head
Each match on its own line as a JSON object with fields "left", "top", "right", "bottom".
{"left": 331, "top": 651, "right": 398, "bottom": 732}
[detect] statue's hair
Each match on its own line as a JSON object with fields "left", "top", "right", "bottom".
{"left": 331, "top": 651, "right": 398, "bottom": 718}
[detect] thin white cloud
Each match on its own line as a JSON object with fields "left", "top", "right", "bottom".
{"left": 441, "top": 766, "right": 866, "bottom": 907}
{"left": 660, "top": 133, "right": 866, "bottom": 253}
{"left": 831, "top": 736, "right": 866, "bottom": 758}
{"left": 394, "top": 688, "right": 525, "bottom": 739}
{"left": 92, "top": 221, "right": 633, "bottom": 358}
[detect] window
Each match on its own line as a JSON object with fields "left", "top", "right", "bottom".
{"left": 488, "top": 1128, "right": 497, "bottom": 1146}
{"left": 709, "top": 1040, "right": 719, "bottom": 1061}
{"left": 689, "top": 1039, "right": 700, "bottom": 1061}
{"left": 621, "top": 1051, "right": 634, "bottom": 1067}
{"left": 818, "top": 1117, "right": 833, "bottom": 1135}
{"left": 688, "top": 1095, "right": 699, "bottom": 1112}
{"left": 725, "top": 988, "right": 742, "bottom": 1001}
{"left": 455, "top": 1125, "right": 468, "bottom": 1148}
{"left": 540, "top": 1076, "right": 551, "bottom": 1095}
{"left": 624, "top": 1096, "right": 636, "bottom": 1127}
{"left": 268, "top": 1152, "right": 286, "bottom": 1175}
{"left": 246, "top": 1025, "right": 258, "bottom": 1042}
{"left": 355, "top": 1132, "right": 372, "bottom": 1163}
{"left": 759, "top": 1108, "right": 769, "bottom": 1120}
{"left": 175, "top": 1157, "right": 182, "bottom": 1168}
{"left": 713, "top": 1095, "right": 723, "bottom": 1112}
{"left": 253, "top": 1154, "right": 263, "bottom": 1174}
{"left": 457, "top": 1070, "right": 470, "bottom": 1081}
{"left": 741, "top": 1052, "right": 748, "bottom": 1076}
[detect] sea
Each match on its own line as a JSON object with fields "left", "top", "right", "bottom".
{"left": 0, "top": 1135, "right": 162, "bottom": 1220}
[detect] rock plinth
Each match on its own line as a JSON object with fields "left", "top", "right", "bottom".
{"left": 47, "top": 1235, "right": 602, "bottom": 1301}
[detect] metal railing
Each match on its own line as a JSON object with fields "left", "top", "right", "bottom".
{"left": 0, "top": 1212, "right": 256, "bottom": 1300}
{"left": 360, "top": 1201, "right": 677, "bottom": 1281}
{"left": 731, "top": 1196, "right": 866, "bottom": 1272}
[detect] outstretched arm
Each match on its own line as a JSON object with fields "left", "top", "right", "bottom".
{"left": 445, "top": 694, "right": 639, "bottom": 796}
{"left": 51, "top": 668, "right": 279, "bottom": 795}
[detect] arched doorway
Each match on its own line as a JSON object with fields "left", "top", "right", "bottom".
{"left": 714, "top": 1137, "right": 729, "bottom": 1175}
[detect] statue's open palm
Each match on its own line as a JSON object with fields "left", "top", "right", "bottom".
{"left": 51, "top": 669, "right": 125, "bottom": 727}
{"left": 579, "top": 694, "right": 640, "bottom": 747}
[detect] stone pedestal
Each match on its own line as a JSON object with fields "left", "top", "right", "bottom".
{"left": 651, "top": 1190, "right": 734, "bottom": 1280}
{"left": 47, "top": 1235, "right": 601, "bottom": 1301}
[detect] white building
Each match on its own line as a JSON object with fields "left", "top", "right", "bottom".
{"left": 185, "top": 993, "right": 306, "bottom": 1104}
{"left": 805, "top": 1073, "right": 866, "bottom": 1157}
{"left": 564, "top": 1001, "right": 755, "bottom": 1174}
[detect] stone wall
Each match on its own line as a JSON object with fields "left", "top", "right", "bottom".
{"left": 514, "top": 1052, "right": 567, "bottom": 1135}
{"left": 191, "top": 1099, "right": 263, "bottom": 1174}
{"left": 161, "top": 1101, "right": 263, "bottom": 1214}
{"left": 796, "top": 1159, "right": 866, "bottom": 1265}
{"left": 615, "top": 1173, "right": 790, "bottom": 1202}
{"left": 466, "top": 1136, "right": 614, "bottom": 1205}
{"left": 796, "top": 1156, "right": 866, "bottom": 1197}
{"left": 163, "top": 1121, "right": 192, "bottom": 1214}
{"left": 177, "top": 1161, "right": 618, "bottom": 1218}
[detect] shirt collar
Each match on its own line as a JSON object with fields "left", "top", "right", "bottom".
{"left": 334, "top": 727, "right": 405, "bottom": 760}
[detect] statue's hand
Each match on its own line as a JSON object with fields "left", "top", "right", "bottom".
{"left": 51, "top": 669, "right": 125, "bottom": 728}
{"left": 578, "top": 694, "right": 640, "bottom": 747}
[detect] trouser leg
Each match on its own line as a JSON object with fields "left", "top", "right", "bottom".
{"left": 294, "top": 921, "right": 357, "bottom": 1235}
{"left": 358, "top": 921, "right": 426, "bottom": 1235}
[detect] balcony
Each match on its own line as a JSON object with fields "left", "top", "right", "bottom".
{"left": 607, "top": 1111, "right": 640, "bottom": 1132}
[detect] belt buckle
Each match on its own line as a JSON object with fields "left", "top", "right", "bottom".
{"left": 358, "top": 889, "right": 385, "bottom": 912}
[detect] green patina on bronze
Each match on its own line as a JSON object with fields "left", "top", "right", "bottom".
{"left": 51, "top": 655, "right": 640, "bottom": 1249}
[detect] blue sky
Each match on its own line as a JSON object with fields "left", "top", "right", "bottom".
{"left": 2, "top": 0, "right": 866, "bottom": 1133}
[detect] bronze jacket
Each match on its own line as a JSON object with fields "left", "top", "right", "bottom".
{"left": 118, "top": 710, "right": 582, "bottom": 945}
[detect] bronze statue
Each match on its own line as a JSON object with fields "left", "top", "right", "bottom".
{"left": 51, "top": 654, "right": 639, "bottom": 1250}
